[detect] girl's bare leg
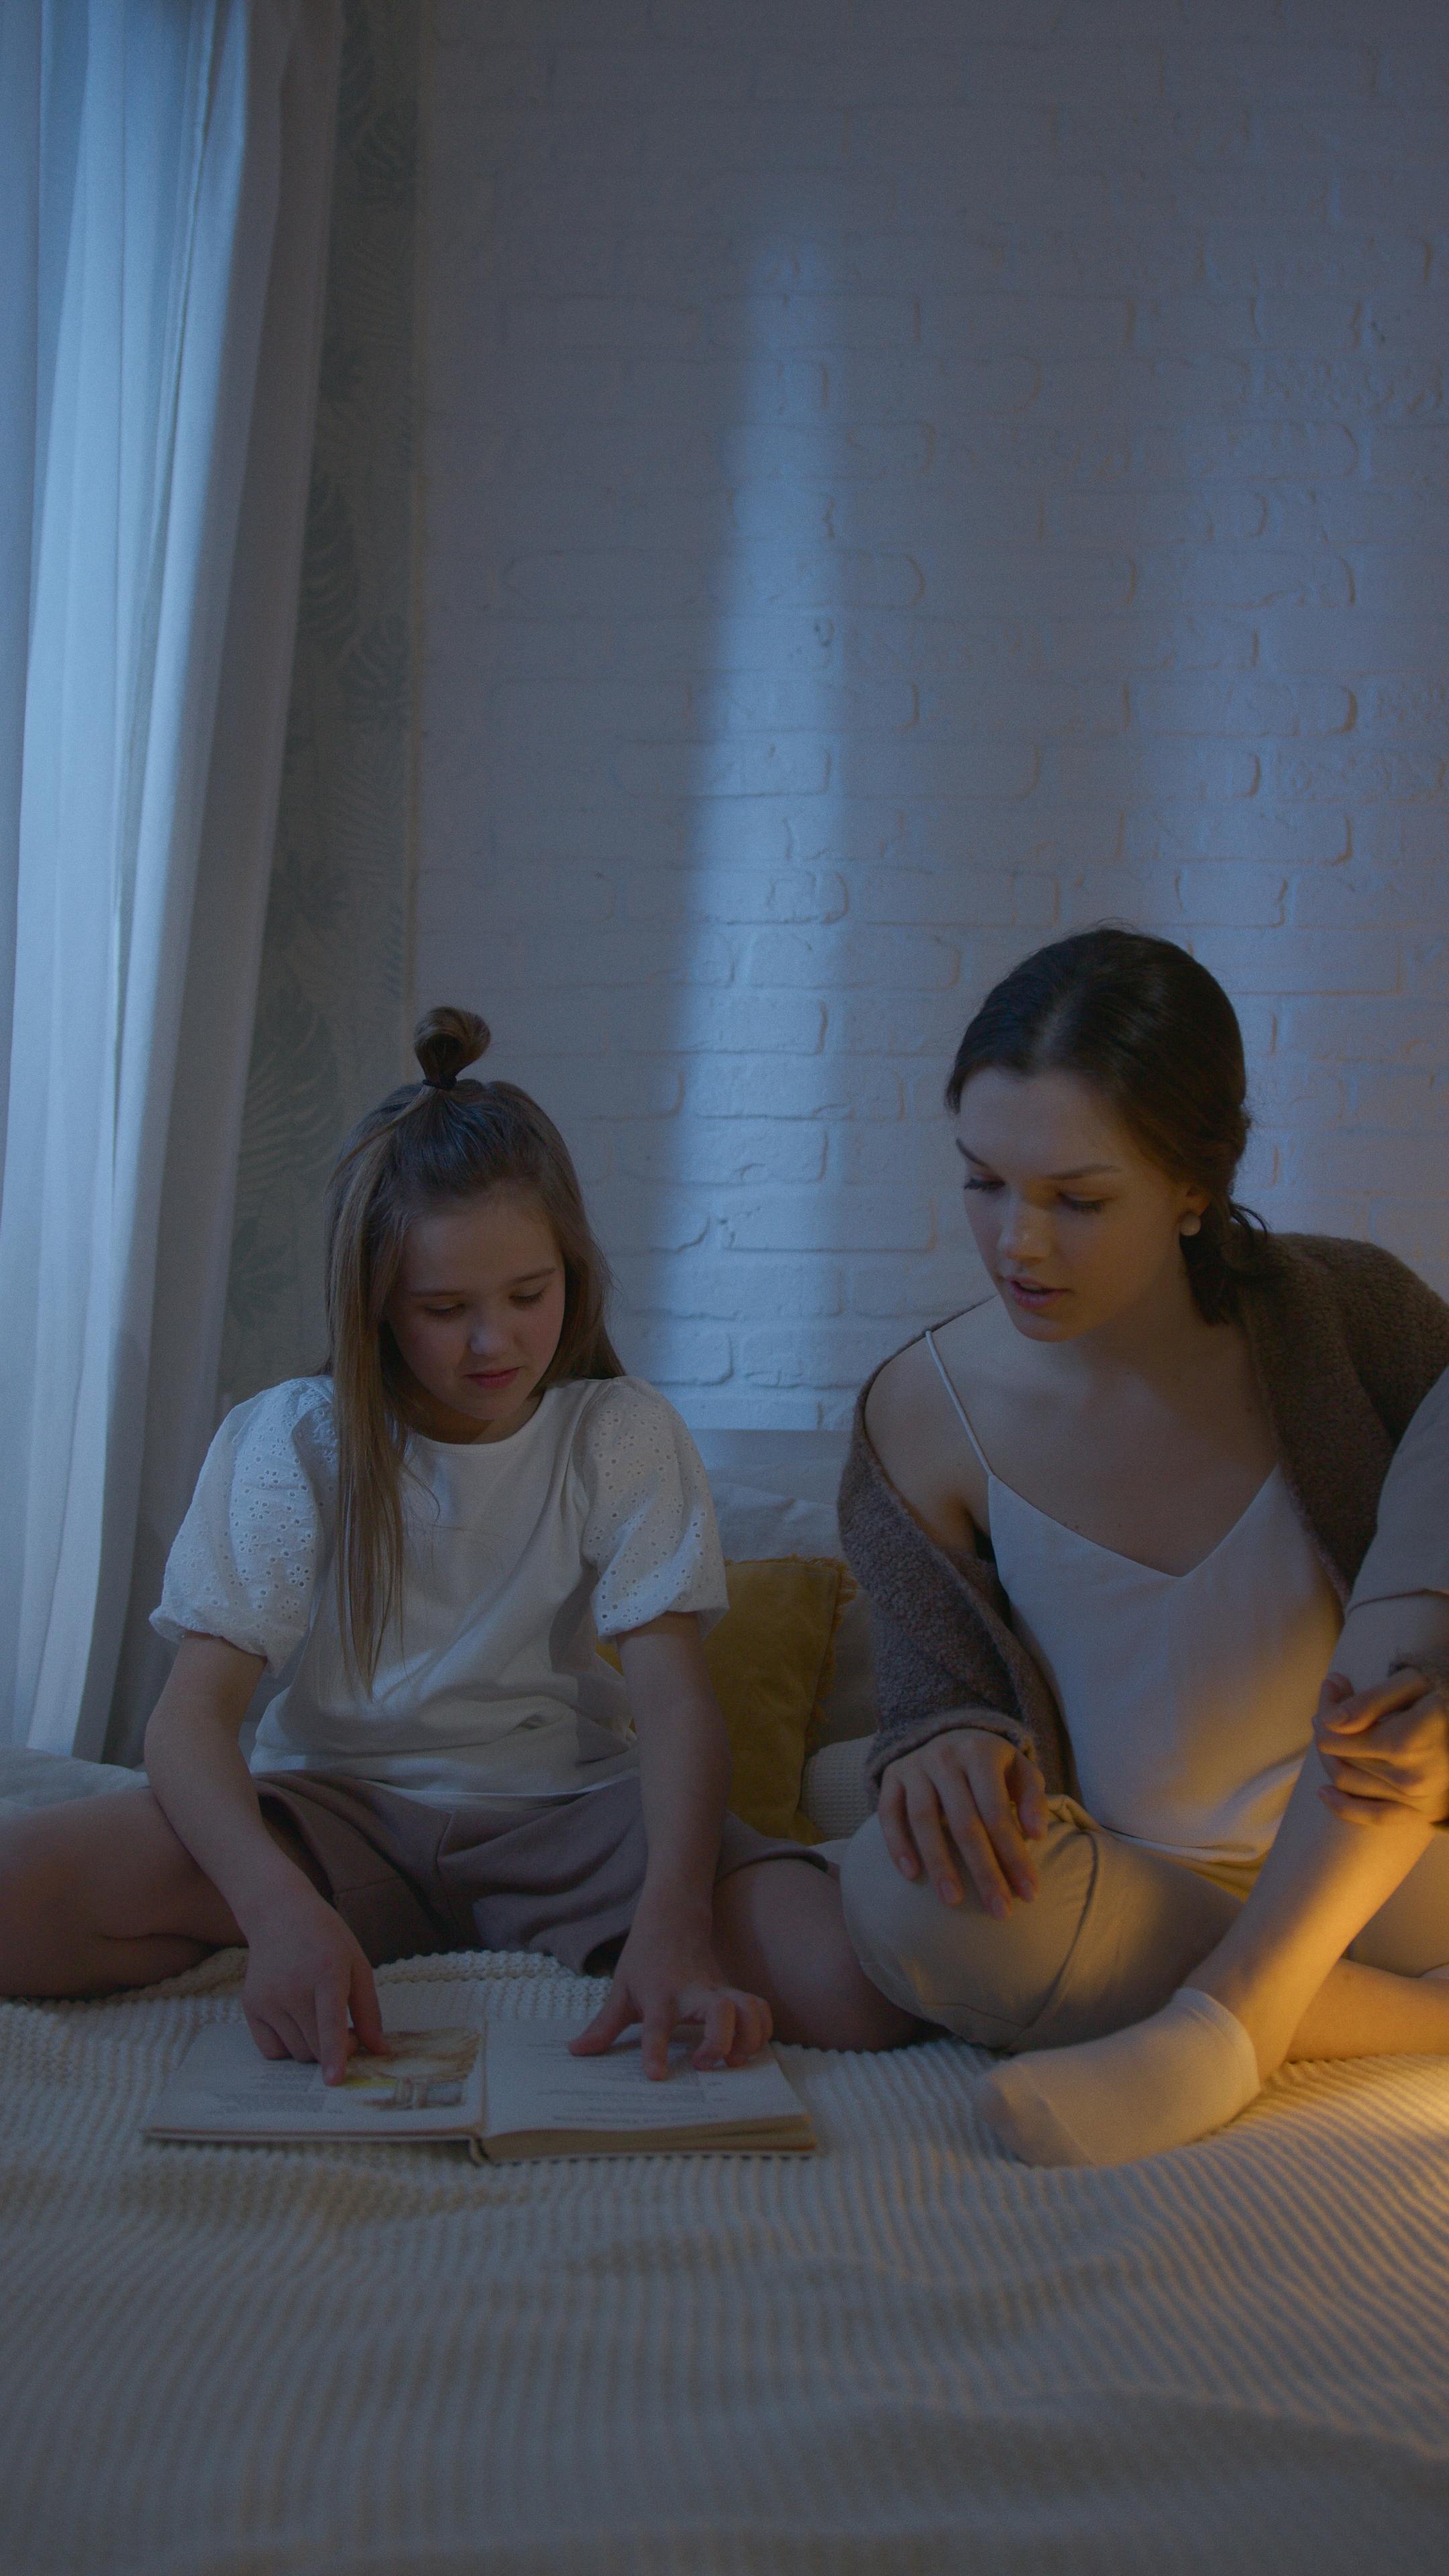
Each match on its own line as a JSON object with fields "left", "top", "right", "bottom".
{"left": 714, "top": 1858, "right": 921, "bottom": 2051}
{"left": 0, "top": 1788, "right": 243, "bottom": 1996}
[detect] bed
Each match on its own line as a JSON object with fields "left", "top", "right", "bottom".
{"left": 3, "top": 1432, "right": 1448, "bottom": 2575}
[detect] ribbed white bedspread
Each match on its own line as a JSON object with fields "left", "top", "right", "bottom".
{"left": 3, "top": 1947, "right": 1449, "bottom": 2576}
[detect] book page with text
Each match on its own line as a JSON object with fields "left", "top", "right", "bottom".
{"left": 483, "top": 2016, "right": 813, "bottom": 2145}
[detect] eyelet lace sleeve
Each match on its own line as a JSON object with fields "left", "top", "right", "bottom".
{"left": 151, "top": 1379, "right": 337, "bottom": 1672}
{"left": 578, "top": 1380, "right": 728, "bottom": 1639}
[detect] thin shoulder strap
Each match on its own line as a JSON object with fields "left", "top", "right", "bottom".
{"left": 923, "top": 1327, "right": 994, "bottom": 1477}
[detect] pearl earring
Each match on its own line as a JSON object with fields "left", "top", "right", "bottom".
{"left": 1179, "top": 1214, "right": 1202, "bottom": 1238}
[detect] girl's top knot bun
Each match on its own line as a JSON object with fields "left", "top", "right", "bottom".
{"left": 413, "top": 1006, "right": 490, "bottom": 1093}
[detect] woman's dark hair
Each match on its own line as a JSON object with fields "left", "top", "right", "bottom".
{"left": 323, "top": 1006, "right": 623, "bottom": 1680}
{"left": 945, "top": 927, "right": 1266, "bottom": 1324}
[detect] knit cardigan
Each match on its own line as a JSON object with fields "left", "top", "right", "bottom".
{"left": 838, "top": 1234, "right": 1449, "bottom": 1801}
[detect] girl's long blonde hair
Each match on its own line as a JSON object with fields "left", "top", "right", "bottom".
{"left": 324, "top": 1006, "right": 623, "bottom": 1684}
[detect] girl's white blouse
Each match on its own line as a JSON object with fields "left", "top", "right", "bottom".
{"left": 152, "top": 1376, "right": 728, "bottom": 1803}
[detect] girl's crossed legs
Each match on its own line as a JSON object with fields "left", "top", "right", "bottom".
{"left": 0, "top": 1780, "right": 914, "bottom": 2054}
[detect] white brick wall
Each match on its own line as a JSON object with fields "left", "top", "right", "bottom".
{"left": 417, "top": 0, "right": 1449, "bottom": 1427}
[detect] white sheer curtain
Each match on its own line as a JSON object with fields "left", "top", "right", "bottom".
{"left": 0, "top": 0, "right": 342, "bottom": 1760}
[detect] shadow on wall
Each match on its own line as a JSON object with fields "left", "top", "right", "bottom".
{"left": 424, "top": 213, "right": 1215, "bottom": 1424}
{"left": 416, "top": 9, "right": 1449, "bottom": 1427}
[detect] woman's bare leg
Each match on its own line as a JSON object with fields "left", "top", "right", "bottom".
{"left": 979, "top": 1572, "right": 1449, "bottom": 2162}
{"left": 0, "top": 1788, "right": 243, "bottom": 1996}
{"left": 714, "top": 1858, "right": 921, "bottom": 2050}
{"left": 1191, "top": 1591, "right": 1449, "bottom": 2066}
{"left": 1288, "top": 1955, "right": 1449, "bottom": 2059}
{"left": 1191, "top": 1751, "right": 1447, "bottom": 2077}
{"left": 980, "top": 1758, "right": 1449, "bottom": 2165}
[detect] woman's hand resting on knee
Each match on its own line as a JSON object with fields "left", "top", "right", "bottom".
{"left": 1313, "top": 1668, "right": 1449, "bottom": 1829}
{"left": 877, "top": 1728, "right": 1049, "bottom": 1914}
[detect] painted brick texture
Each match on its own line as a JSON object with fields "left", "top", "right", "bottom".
{"left": 417, "top": 0, "right": 1449, "bottom": 1426}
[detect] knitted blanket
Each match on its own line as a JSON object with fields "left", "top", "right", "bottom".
{"left": 4, "top": 1947, "right": 1449, "bottom": 2575}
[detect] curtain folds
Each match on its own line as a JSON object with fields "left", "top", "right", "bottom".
{"left": 0, "top": 0, "right": 343, "bottom": 1758}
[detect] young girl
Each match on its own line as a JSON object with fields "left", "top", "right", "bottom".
{"left": 838, "top": 928, "right": 1449, "bottom": 2165}
{"left": 0, "top": 1010, "right": 912, "bottom": 2078}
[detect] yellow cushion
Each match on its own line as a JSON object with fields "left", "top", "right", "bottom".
{"left": 598, "top": 1556, "right": 856, "bottom": 1844}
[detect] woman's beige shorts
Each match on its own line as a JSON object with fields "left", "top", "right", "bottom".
{"left": 841, "top": 1790, "right": 1449, "bottom": 2053}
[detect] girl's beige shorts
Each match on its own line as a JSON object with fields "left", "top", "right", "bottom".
{"left": 256, "top": 1769, "right": 823, "bottom": 1975}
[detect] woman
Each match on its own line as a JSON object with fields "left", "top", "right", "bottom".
{"left": 838, "top": 927, "right": 1449, "bottom": 2165}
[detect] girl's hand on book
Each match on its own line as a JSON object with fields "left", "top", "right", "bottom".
{"left": 570, "top": 1913, "right": 773, "bottom": 2082}
{"left": 240, "top": 1886, "right": 388, "bottom": 2086}
{"left": 1313, "top": 1667, "right": 1449, "bottom": 1827}
{"left": 878, "top": 1726, "right": 1049, "bottom": 1915}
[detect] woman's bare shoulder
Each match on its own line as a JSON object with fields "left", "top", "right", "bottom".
{"left": 865, "top": 1332, "right": 934, "bottom": 1446}
{"left": 865, "top": 1317, "right": 987, "bottom": 1552}
{"left": 932, "top": 1293, "right": 1010, "bottom": 1375}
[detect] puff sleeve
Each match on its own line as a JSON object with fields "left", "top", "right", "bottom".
{"left": 577, "top": 1380, "right": 729, "bottom": 1638}
{"left": 151, "top": 1379, "right": 337, "bottom": 1672}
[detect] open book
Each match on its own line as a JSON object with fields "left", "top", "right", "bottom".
{"left": 146, "top": 1993, "right": 815, "bottom": 2161}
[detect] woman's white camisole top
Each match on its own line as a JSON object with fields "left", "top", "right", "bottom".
{"left": 924, "top": 1330, "right": 1344, "bottom": 1876}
